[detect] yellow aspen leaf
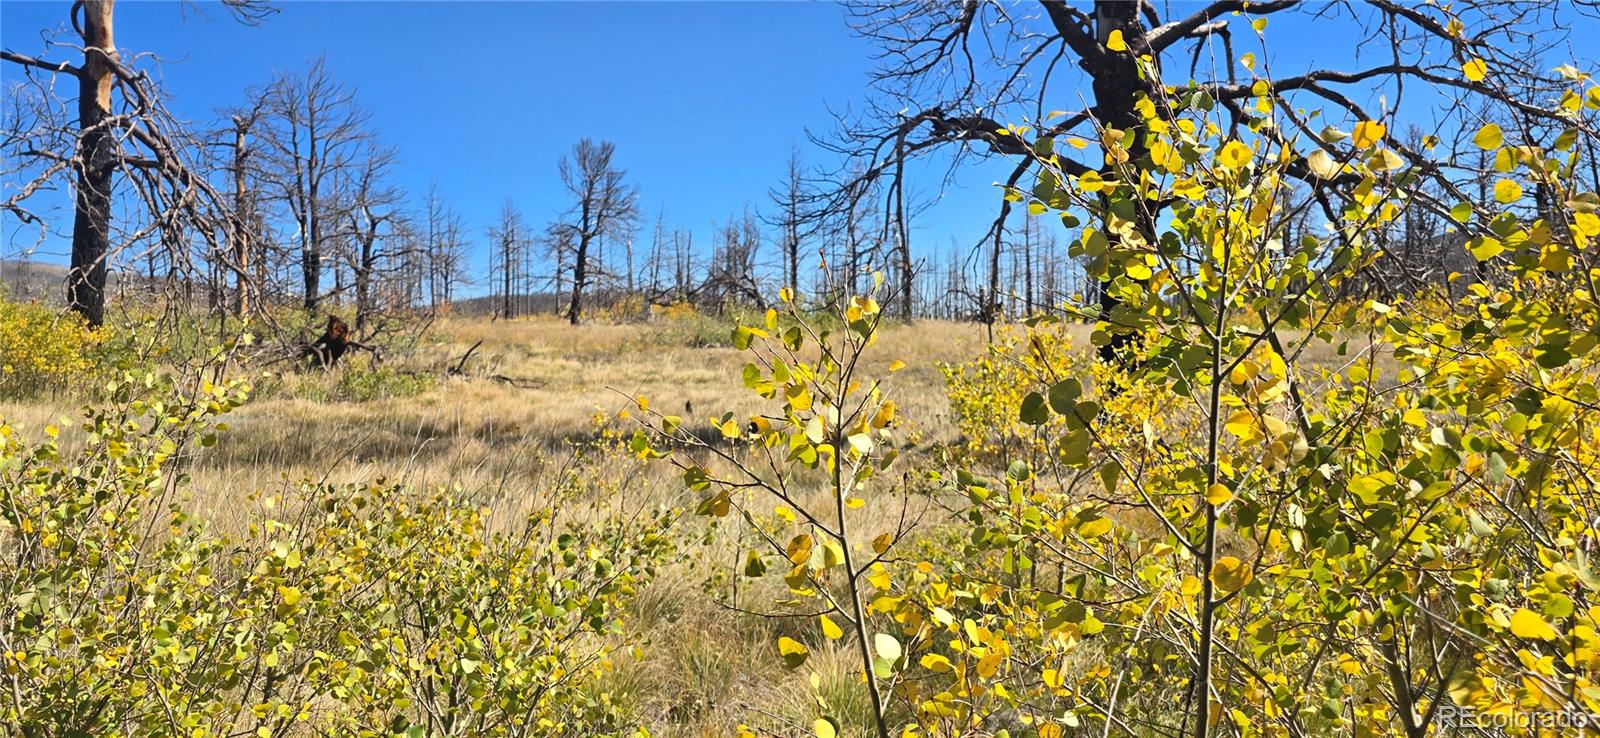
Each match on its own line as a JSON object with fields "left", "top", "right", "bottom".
{"left": 1494, "top": 178, "right": 1523, "bottom": 203}
{"left": 1370, "top": 147, "right": 1405, "bottom": 171}
{"left": 1210, "top": 556, "right": 1252, "bottom": 593}
{"left": 1307, "top": 149, "right": 1340, "bottom": 179}
{"left": 1149, "top": 140, "right": 1181, "bottom": 173}
{"left": 1510, "top": 608, "right": 1557, "bottom": 640}
{"left": 1043, "top": 668, "right": 1063, "bottom": 688}
{"left": 786, "top": 534, "right": 814, "bottom": 565}
{"left": 1218, "top": 140, "right": 1253, "bottom": 170}
{"left": 1206, "top": 484, "right": 1234, "bottom": 506}
{"left": 778, "top": 636, "right": 810, "bottom": 668}
{"left": 1106, "top": 29, "right": 1127, "bottom": 51}
{"left": 1352, "top": 121, "right": 1386, "bottom": 149}
{"left": 1473, "top": 122, "right": 1503, "bottom": 149}
{"left": 1402, "top": 408, "right": 1427, "bottom": 427}
{"left": 813, "top": 718, "right": 837, "bottom": 738}
{"left": 1463, "top": 57, "right": 1488, "bottom": 82}
{"left": 277, "top": 586, "right": 303, "bottom": 606}
{"left": 819, "top": 614, "right": 844, "bottom": 640}
{"left": 1228, "top": 360, "right": 1259, "bottom": 385}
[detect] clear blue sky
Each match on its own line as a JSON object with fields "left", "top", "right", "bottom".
{"left": 3, "top": 1, "right": 1593, "bottom": 296}
{"left": 4, "top": 0, "right": 1020, "bottom": 291}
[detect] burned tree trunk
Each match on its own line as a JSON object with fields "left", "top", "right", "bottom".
{"left": 66, "top": 0, "right": 119, "bottom": 328}
{"left": 300, "top": 315, "right": 375, "bottom": 369}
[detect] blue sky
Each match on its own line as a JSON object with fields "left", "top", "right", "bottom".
{"left": 3, "top": 1, "right": 1594, "bottom": 296}
{"left": 4, "top": 0, "right": 1019, "bottom": 290}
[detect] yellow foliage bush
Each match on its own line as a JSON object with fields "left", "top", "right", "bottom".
{"left": 1, "top": 374, "right": 674, "bottom": 737}
{"left": 0, "top": 295, "right": 103, "bottom": 398}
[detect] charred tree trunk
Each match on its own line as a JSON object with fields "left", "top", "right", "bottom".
{"left": 568, "top": 225, "right": 591, "bottom": 326}
{"left": 67, "top": 0, "right": 118, "bottom": 327}
{"left": 1084, "top": 0, "right": 1155, "bottom": 365}
{"left": 501, "top": 234, "right": 514, "bottom": 319}
{"left": 230, "top": 117, "right": 252, "bottom": 316}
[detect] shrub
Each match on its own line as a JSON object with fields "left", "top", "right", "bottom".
{"left": 0, "top": 374, "right": 672, "bottom": 737}
{"left": 332, "top": 365, "right": 435, "bottom": 402}
{"left": 0, "top": 295, "right": 103, "bottom": 398}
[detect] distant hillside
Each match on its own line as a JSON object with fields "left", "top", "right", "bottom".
{"left": 0, "top": 260, "right": 68, "bottom": 304}
{"left": 450, "top": 292, "right": 567, "bottom": 317}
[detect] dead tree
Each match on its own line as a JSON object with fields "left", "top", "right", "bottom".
{"left": 219, "top": 94, "right": 270, "bottom": 316}
{"left": 2, "top": 0, "right": 274, "bottom": 326}
{"left": 556, "top": 139, "right": 638, "bottom": 325}
{"left": 488, "top": 200, "right": 529, "bottom": 319}
{"left": 825, "top": 0, "right": 1573, "bottom": 362}
{"left": 764, "top": 146, "right": 822, "bottom": 296}
{"left": 341, "top": 143, "right": 402, "bottom": 332}
{"left": 259, "top": 56, "right": 368, "bottom": 312}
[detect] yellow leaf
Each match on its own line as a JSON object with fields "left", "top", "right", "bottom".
{"left": 819, "top": 614, "right": 844, "bottom": 640}
{"left": 1473, "top": 122, "right": 1503, "bottom": 150}
{"left": 1510, "top": 608, "right": 1557, "bottom": 640}
{"left": 1217, "top": 140, "right": 1253, "bottom": 170}
{"left": 1463, "top": 57, "right": 1488, "bottom": 82}
{"left": 813, "top": 718, "right": 837, "bottom": 738}
{"left": 1106, "top": 29, "right": 1127, "bottom": 52}
{"left": 1205, "top": 484, "right": 1234, "bottom": 506}
{"left": 872, "top": 532, "right": 893, "bottom": 554}
{"left": 887, "top": 360, "right": 905, "bottom": 372}
{"left": 1494, "top": 178, "right": 1522, "bottom": 203}
{"left": 1228, "top": 360, "right": 1259, "bottom": 386}
{"left": 1210, "top": 556, "right": 1252, "bottom": 593}
{"left": 778, "top": 636, "right": 810, "bottom": 668}
{"left": 786, "top": 534, "right": 814, "bottom": 565}
{"left": 1370, "top": 147, "right": 1405, "bottom": 172}
{"left": 1352, "top": 121, "right": 1386, "bottom": 149}
{"left": 1402, "top": 408, "right": 1427, "bottom": 428}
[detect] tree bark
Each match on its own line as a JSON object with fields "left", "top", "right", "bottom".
{"left": 568, "top": 226, "right": 591, "bottom": 325}
{"left": 230, "top": 118, "right": 251, "bottom": 316}
{"left": 1083, "top": 0, "right": 1155, "bottom": 365}
{"left": 66, "top": 0, "right": 118, "bottom": 327}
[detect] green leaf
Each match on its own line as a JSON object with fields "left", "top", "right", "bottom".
{"left": 1019, "top": 391, "right": 1050, "bottom": 425}
{"left": 1047, "top": 378, "right": 1082, "bottom": 414}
